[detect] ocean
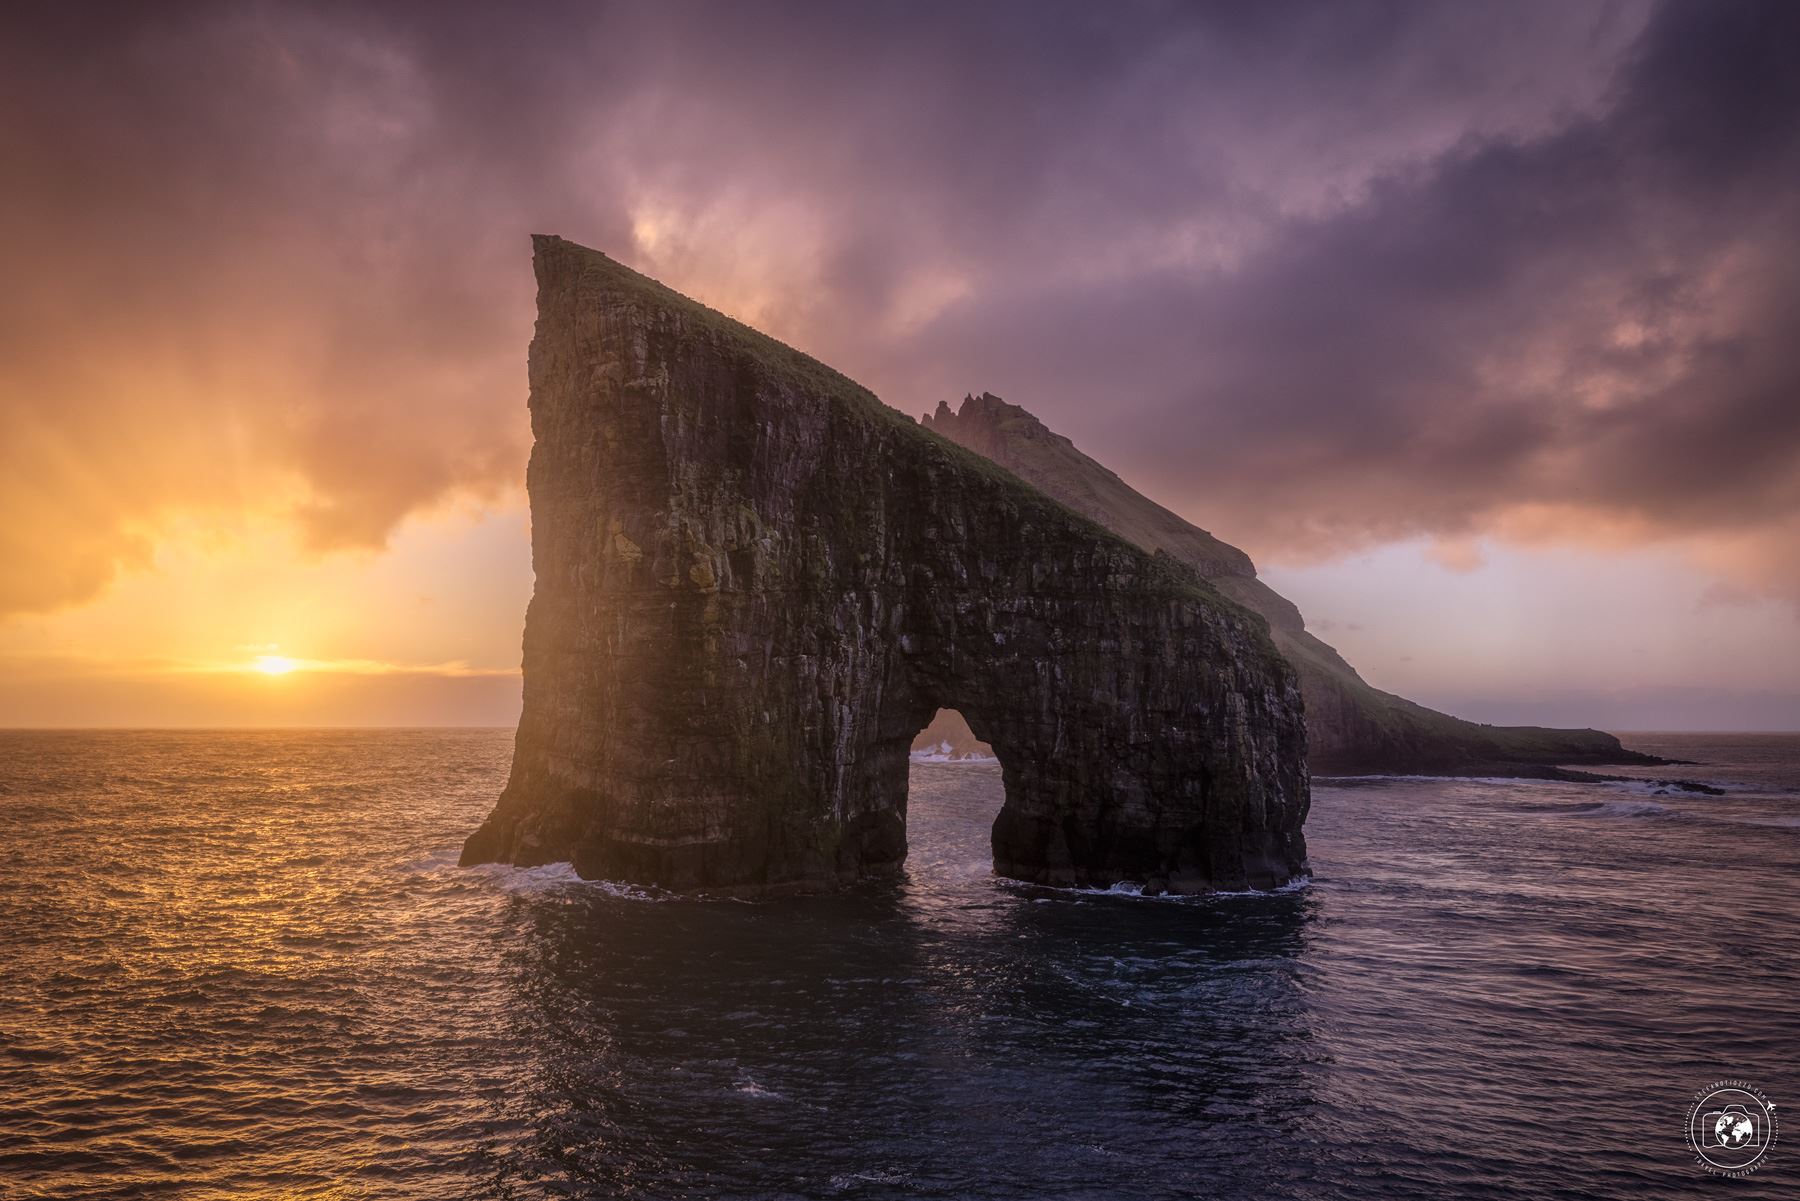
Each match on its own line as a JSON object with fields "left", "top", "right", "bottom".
{"left": 1, "top": 729, "right": 1795, "bottom": 1199}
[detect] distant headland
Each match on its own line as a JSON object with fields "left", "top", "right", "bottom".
{"left": 921, "top": 393, "right": 1668, "bottom": 781}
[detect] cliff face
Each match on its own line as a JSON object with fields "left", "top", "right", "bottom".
{"left": 461, "top": 238, "right": 1309, "bottom": 895}
{"left": 921, "top": 393, "right": 1658, "bottom": 776}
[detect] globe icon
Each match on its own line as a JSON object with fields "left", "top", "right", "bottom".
{"left": 1714, "top": 1111, "right": 1755, "bottom": 1147}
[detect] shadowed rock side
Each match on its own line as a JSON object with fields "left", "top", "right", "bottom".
{"left": 461, "top": 237, "right": 1309, "bottom": 895}
{"left": 920, "top": 393, "right": 1664, "bottom": 777}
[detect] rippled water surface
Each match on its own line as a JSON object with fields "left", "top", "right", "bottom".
{"left": 2, "top": 729, "right": 1796, "bottom": 1199}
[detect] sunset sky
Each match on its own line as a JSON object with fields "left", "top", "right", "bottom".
{"left": 3, "top": 0, "right": 1798, "bottom": 729}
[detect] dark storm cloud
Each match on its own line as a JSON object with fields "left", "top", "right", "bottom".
{"left": 5, "top": 0, "right": 1795, "bottom": 614}
{"left": 886, "top": 1, "right": 1800, "bottom": 597}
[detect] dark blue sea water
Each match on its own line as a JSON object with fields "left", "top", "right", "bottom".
{"left": 1, "top": 730, "right": 1795, "bottom": 1199}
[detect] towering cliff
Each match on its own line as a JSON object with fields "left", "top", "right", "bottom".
{"left": 922, "top": 393, "right": 1658, "bottom": 776}
{"left": 462, "top": 238, "right": 1310, "bottom": 895}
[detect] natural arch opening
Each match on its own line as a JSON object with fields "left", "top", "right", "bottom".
{"left": 908, "top": 708, "right": 994, "bottom": 763}
{"left": 904, "top": 707, "right": 1008, "bottom": 885}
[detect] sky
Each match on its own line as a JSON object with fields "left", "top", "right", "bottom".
{"left": 2, "top": 0, "right": 1798, "bottom": 730}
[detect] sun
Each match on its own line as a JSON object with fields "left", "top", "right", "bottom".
{"left": 253, "top": 655, "right": 299, "bottom": 676}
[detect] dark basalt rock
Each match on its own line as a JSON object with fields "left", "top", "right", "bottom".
{"left": 922, "top": 392, "right": 1668, "bottom": 777}
{"left": 461, "top": 236, "right": 1310, "bottom": 896}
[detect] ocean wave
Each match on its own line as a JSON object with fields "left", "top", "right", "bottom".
{"left": 1318, "top": 772, "right": 1735, "bottom": 798}
{"left": 467, "top": 860, "right": 585, "bottom": 893}
{"left": 909, "top": 744, "right": 998, "bottom": 764}
{"left": 830, "top": 1169, "right": 912, "bottom": 1190}
{"left": 1564, "top": 800, "right": 1672, "bottom": 819}
{"left": 468, "top": 861, "right": 676, "bottom": 901}
{"left": 1603, "top": 777, "right": 1732, "bottom": 796}
{"left": 396, "top": 847, "right": 462, "bottom": 875}
{"left": 1315, "top": 773, "right": 1549, "bottom": 788}
{"left": 584, "top": 878, "right": 680, "bottom": 902}
{"left": 734, "top": 1078, "right": 785, "bottom": 1100}
{"left": 999, "top": 874, "right": 1312, "bottom": 903}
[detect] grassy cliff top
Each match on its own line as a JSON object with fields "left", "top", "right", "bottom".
{"left": 534, "top": 234, "right": 904, "bottom": 434}
{"left": 531, "top": 235, "right": 1279, "bottom": 648}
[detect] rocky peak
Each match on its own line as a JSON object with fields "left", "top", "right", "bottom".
{"left": 916, "top": 389, "right": 1665, "bottom": 777}
{"left": 922, "top": 392, "right": 1257, "bottom": 580}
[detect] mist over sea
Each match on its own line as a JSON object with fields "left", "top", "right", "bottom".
{"left": 1, "top": 729, "right": 1794, "bottom": 1199}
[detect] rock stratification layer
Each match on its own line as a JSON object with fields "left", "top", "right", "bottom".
{"left": 461, "top": 237, "right": 1309, "bottom": 895}
{"left": 922, "top": 393, "right": 1661, "bottom": 777}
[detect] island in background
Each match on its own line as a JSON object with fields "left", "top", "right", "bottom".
{"left": 917, "top": 393, "right": 1665, "bottom": 779}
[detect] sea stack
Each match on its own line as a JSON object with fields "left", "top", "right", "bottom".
{"left": 461, "top": 236, "right": 1310, "bottom": 895}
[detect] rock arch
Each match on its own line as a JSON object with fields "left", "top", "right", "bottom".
{"left": 460, "top": 236, "right": 1309, "bottom": 895}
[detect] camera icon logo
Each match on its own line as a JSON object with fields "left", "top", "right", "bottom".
{"left": 1704, "top": 1105, "right": 1760, "bottom": 1150}
{"left": 1688, "top": 1082, "right": 1777, "bottom": 1176}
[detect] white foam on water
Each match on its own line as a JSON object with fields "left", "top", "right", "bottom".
{"left": 734, "top": 1078, "right": 784, "bottom": 1100}
{"left": 466, "top": 860, "right": 584, "bottom": 893}
{"left": 470, "top": 860, "right": 676, "bottom": 901}
{"left": 1603, "top": 777, "right": 1733, "bottom": 797}
{"left": 999, "top": 874, "right": 1312, "bottom": 903}
{"left": 1316, "top": 773, "right": 1532, "bottom": 786}
{"left": 1567, "top": 799, "right": 1671, "bottom": 819}
{"left": 908, "top": 744, "right": 998, "bottom": 764}
{"left": 1210, "top": 876, "right": 1316, "bottom": 898}
{"left": 585, "top": 877, "right": 678, "bottom": 902}
{"left": 830, "top": 1169, "right": 911, "bottom": 1190}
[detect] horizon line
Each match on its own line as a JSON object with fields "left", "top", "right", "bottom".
{"left": 1, "top": 725, "right": 1797, "bottom": 736}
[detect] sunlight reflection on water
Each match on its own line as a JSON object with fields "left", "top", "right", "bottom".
{"left": 1, "top": 730, "right": 1796, "bottom": 1199}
